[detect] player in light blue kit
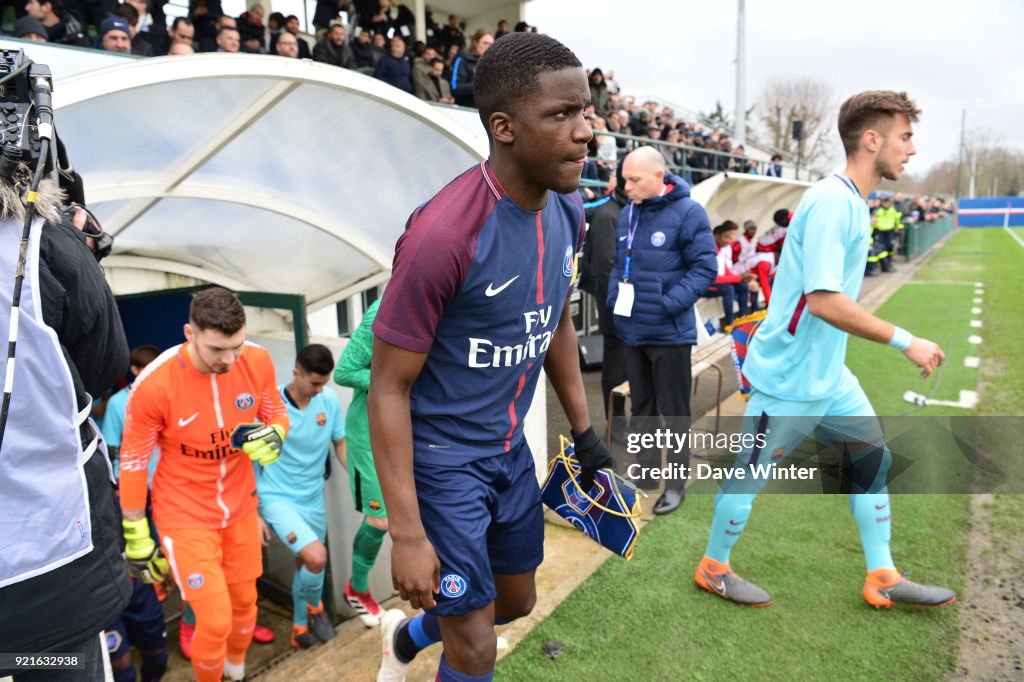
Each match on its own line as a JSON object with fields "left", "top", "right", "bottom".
{"left": 256, "top": 344, "right": 346, "bottom": 647}
{"left": 695, "top": 91, "right": 956, "bottom": 609}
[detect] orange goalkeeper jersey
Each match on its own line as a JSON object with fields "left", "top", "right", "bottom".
{"left": 119, "top": 342, "right": 288, "bottom": 530}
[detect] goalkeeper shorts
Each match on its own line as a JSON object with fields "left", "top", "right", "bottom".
{"left": 159, "top": 508, "right": 262, "bottom": 602}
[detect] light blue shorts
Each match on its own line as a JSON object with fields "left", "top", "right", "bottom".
{"left": 259, "top": 493, "right": 326, "bottom": 555}
{"left": 724, "top": 368, "right": 888, "bottom": 493}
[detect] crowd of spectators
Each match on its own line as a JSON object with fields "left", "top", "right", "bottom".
{"left": 4, "top": 0, "right": 784, "bottom": 182}
{"left": 574, "top": 69, "right": 793, "bottom": 192}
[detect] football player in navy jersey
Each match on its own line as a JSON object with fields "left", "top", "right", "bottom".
{"left": 368, "top": 32, "right": 613, "bottom": 682}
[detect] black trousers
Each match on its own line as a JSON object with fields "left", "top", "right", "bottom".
{"left": 602, "top": 333, "right": 628, "bottom": 420}
{"left": 624, "top": 343, "right": 692, "bottom": 490}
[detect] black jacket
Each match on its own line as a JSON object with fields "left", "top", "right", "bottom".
{"left": 0, "top": 216, "right": 131, "bottom": 654}
{"left": 313, "top": 36, "right": 356, "bottom": 69}
{"left": 450, "top": 49, "right": 481, "bottom": 107}
{"left": 580, "top": 190, "right": 628, "bottom": 335}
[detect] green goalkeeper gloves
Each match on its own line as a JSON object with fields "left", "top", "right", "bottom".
{"left": 122, "top": 517, "right": 169, "bottom": 584}
{"left": 234, "top": 423, "right": 285, "bottom": 465}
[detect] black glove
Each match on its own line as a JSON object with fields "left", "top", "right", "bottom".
{"left": 571, "top": 426, "right": 614, "bottom": 493}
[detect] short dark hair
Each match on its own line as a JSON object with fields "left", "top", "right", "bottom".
{"left": 429, "top": 57, "right": 444, "bottom": 67}
{"left": 773, "top": 208, "right": 791, "bottom": 227}
{"left": 130, "top": 344, "right": 161, "bottom": 368}
{"left": 713, "top": 220, "right": 739, "bottom": 236}
{"left": 217, "top": 25, "right": 239, "bottom": 38}
{"left": 114, "top": 3, "right": 139, "bottom": 24}
{"left": 838, "top": 90, "right": 920, "bottom": 156}
{"left": 296, "top": 344, "right": 334, "bottom": 375}
{"left": 190, "top": 287, "right": 245, "bottom": 335}
{"left": 171, "top": 17, "right": 192, "bottom": 31}
{"left": 473, "top": 32, "right": 581, "bottom": 127}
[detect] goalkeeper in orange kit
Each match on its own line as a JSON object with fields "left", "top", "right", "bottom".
{"left": 119, "top": 288, "right": 288, "bottom": 682}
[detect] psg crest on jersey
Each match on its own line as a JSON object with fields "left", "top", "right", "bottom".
{"left": 651, "top": 231, "right": 666, "bottom": 247}
{"left": 439, "top": 573, "right": 468, "bottom": 599}
{"left": 562, "top": 246, "right": 574, "bottom": 278}
{"left": 235, "top": 392, "right": 255, "bottom": 409}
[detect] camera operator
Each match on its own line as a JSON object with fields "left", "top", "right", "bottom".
{"left": 0, "top": 118, "right": 131, "bottom": 679}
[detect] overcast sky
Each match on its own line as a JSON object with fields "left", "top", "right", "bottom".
{"left": 524, "top": 0, "right": 1024, "bottom": 174}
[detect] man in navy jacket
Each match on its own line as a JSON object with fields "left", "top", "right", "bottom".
{"left": 608, "top": 146, "right": 717, "bottom": 515}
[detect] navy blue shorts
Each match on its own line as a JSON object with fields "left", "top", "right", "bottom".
{"left": 415, "top": 441, "right": 544, "bottom": 617}
{"left": 105, "top": 578, "right": 166, "bottom": 658}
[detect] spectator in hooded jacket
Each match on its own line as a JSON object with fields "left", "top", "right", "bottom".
{"left": 608, "top": 146, "right": 717, "bottom": 516}
{"left": 588, "top": 67, "right": 612, "bottom": 117}
{"left": 450, "top": 27, "right": 493, "bottom": 107}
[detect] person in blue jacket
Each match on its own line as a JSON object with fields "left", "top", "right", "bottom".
{"left": 608, "top": 145, "right": 717, "bottom": 515}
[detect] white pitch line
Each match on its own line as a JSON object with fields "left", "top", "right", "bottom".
{"left": 971, "top": 307, "right": 982, "bottom": 314}
{"left": 974, "top": 288, "right": 985, "bottom": 295}
{"left": 973, "top": 298, "right": 983, "bottom": 303}
{"left": 964, "top": 356, "right": 980, "bottom": 368}
{"left": 968, "top": 335, "right": 983, "bottom": 344}
{"left": 974, "top": 281, "right": 984, "bottom": 287}
{"left": 903, "top": 390, "right": 979, "bottom": 409}
{"left": 970, "top": 319, "right": 983, "bottom": 328}
{"left": 1005, "top": 225, "right": 1024, "bottom": 249}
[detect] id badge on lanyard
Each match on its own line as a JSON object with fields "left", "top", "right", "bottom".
{"left": 615, "top": 203, "right": 640, "bottom": 317}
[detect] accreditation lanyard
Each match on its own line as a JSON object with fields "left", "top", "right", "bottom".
{"left": 623, "top": 203, "right": 640, "bottom": 282}
{"left": 622, "top": 183, "right": 670, "bottom": 282}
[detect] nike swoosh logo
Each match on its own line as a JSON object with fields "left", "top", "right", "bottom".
{"left": 729, "top": 519, "right": 747, "bottom": 526}
{"left": 874, "top": 503, "right": 888, "bottom": 510}
{"left": 702, "top": 569, "right": 727, "bottom": 596}
{"left": 619, "top": 235, "right": 627, "bottom": 241}
{"left": 485, "top": 276, "right": 519, "bottom": 297}
{"left": 178, "top": 412, "right": 199, "bottom": 427}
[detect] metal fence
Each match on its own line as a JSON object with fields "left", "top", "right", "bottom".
{"left": 903, "top": 216, "right": 955, "bottom": 260}
{"left": 587, "top": 129, "right": 824, "bottom": 183}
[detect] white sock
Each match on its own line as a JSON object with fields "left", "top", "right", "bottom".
{"left": 223, "top": 659, "right": 246, "bottom": 681}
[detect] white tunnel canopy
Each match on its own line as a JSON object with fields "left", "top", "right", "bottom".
{"left": 53, "top": 54, "right": 488, "bottom": 310}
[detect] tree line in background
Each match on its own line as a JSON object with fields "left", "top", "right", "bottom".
{"left": 891, "top": 131, "right": 1024, "bottom": 199}
{"left": 703, "top": 77, "right": 1023, "bottom": 199}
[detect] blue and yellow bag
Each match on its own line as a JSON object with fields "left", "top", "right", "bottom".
{"left": 540, "top": 436, "right": 643, "bottom": 560}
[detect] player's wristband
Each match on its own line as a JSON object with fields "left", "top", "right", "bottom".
{"left": 888, "top": 326, "right": 912, "bottom": 351}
